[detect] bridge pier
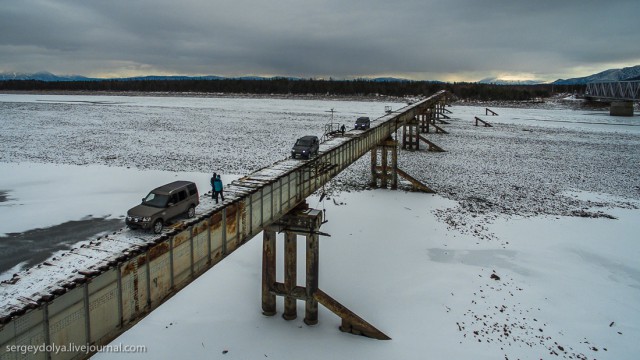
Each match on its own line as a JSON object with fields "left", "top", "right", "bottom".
{"left": 419, "top": 110, "right": 431, "bottom": 133}
{"left": 262, "top": 204, "right": 390, "bottom": 339}
{"left": 262, "top": 204, "right": 322, "bottom": 322}
{"left": 283, "top": 232, "right": 297, "bottom": 320}
{"left": 370, "top": 137, "right": 398, "bottom": 189}
{"left": 261, "top": 229, "right": 277, "bottom": 316}
{"left": 610, "top": 101, "right": 634, "bottom": 116}
{"left": 402, "top": 117, "right": 420, "bottom": 150}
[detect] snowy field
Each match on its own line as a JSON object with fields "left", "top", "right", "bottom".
{"left": 0, "top": 93, "right": 639, "bottom": 359}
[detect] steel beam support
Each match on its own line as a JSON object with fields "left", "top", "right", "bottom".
{"left": 370, "top": 148, "right": 377, "bottom": 187}
{"left": 391, "top": 142, "right": 398, "bottom": 190}
{"left": 261, "top": 229, "right": 277, "bottom": 316}
{"left": 402, "top": 117, "right": 419, "bottom": 150}
{"left": 371, "top": 138, "right": 398, "bottom": 189}
{"left": 304, "top": 231, "right": 319, "bottom": 325}
{"left": 283, "top": 232, "right": 297, "bottom": 320}
{"left": 381, "top": 144, "right": 388, "bottom": 188}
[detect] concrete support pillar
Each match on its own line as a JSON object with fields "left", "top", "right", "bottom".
{"left": 283, "top": 232, "right": 297, "bottom": 320}
{"left": 262, "top": 229, "right": 277, "bottom": 316}
{"left": 610, "top": 101, "right": 634, "bottom": 116}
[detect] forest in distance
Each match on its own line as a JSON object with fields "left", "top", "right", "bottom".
{"left": 0, "top": 78, "right": 584, "bottom": 101}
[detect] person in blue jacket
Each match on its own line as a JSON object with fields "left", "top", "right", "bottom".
{"left": 210, "top": 172, "right": 217, "bottom": 199}
{"left": 213, "top": 174, "right": 225, "bottom": 204}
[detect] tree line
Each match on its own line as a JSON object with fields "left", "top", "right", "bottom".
{"left": 0, "top": 78, "right": 583, "bottom": 101}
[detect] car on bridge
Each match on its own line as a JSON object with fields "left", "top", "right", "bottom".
{"left": 291, "top": 135, "right": 319, "bottom": 159}
{"left": 126, "top": 181, "right": 199, "bottom": 234}
{"left": 354, "top": 116, "right": 371, "bottom": 130}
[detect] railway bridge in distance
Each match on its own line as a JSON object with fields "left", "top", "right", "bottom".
{"left": 585, "top": 80, "right": 640, "bottom": 116}
{"left": 0, "top": 91, "right": 452, "bottom": 359}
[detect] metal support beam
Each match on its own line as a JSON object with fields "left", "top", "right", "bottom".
{"left": 283, "top": 232, "right": 297, "bottom": 320}
{"left": 370, "top": 138, "right": 398, "bottom": 189}
{"left": 381, "top": 144, "right": 388, "bottom": 188}
{"left": 475, "top": 116, "right": 493, "bottom": 127}
{"left": 402, "top": 116, "right": 420, "bottom": 150}
{"left": 262, "top": 229, "right": 276, "bottom": 316}
{"left": 314, "top": 289, "right": 391, "bottom": 340}
{"left": 304, "top": 231, "right": 319, "bottom": 325}
{"left": 370, "top": 148, "right": 377, "bottom": 187}
{"left": 391, "top": 142, "right": 398, "bottom": 190}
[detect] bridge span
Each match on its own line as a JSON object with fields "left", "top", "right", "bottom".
{"left": 585, "top": 81, "right": 639, "bottom": 116}
{"left": 0, "top": 91, "right": 450, "bottom": 358}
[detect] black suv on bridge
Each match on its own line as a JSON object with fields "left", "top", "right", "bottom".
{"left": 354, "top": 117, "right": 371, "bottom": 130}
{"left": 291, "top": 135, "right": 319, "bottom": 159}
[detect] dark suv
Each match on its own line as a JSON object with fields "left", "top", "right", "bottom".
{"left": 354, "top": 117, "right": 371, "bottom": 130}
{"left": 291, "top": 135, "right": 320, "bottom": 159}
{"left": 126, "top": 181, "right": 199, "bottom": 234}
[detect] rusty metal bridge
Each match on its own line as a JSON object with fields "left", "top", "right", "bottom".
{"left": 0, "top": 91, "right": 451, "bottom": 358}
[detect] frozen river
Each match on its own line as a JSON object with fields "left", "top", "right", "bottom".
{"left": 1, "top": 93, "right": 639, "bottom": 275}
{"left": 1, "top": 93, "right": 639, "bottom": 359}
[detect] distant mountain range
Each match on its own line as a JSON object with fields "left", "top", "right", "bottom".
{"left": 552, "top": 65, "right": 640, "bottom": 85}
{"left": 0, "top": 71, "right": 288, "bottom": 82}
{"left": 478, "top": 78, "right": 544, "bottom": 85}
{"left": 2, "top": 66, "right": 639, "bottom": 85}
{"left": 0, "top": 71, "right": 416, "bottom": 83}
{"left": 0, "top": 71, "right": 92, "bottom": 82}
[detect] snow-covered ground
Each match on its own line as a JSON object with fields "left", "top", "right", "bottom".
{"left": 0, "top": 93, "right": 639, "bottom": 359}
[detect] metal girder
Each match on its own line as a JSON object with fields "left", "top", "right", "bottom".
{"left": 586, "top": 81, "right": 640, "bottom": 101}
{"left": 314, "top": 289, "right": 391, "bottom": 340}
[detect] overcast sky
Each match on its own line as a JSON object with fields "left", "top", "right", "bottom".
{"left": 1, "top": 0, "right": 639, "bottom": 82}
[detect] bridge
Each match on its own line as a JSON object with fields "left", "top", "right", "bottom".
{"left": 585, "top": 81, "right": 639, "bottom": 116}
{"left": 0, "top": 91, "right": 451, "bottom": 359}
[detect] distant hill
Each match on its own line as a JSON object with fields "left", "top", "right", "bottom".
{"left": 553, "top": 65, "right": 640, "bottom": 85}
{"left": 121, "top": 75, "right": 225, "bottom": 81}
{"left": 0, "top": 72, "right": 235, "bottom": 82}
{"left": 5, "top": 68, "right": 640, "bottom": 85}
{"left": 0, "top": 71, "right": 91, "bottom": 81}
{"left": 479, "top": 77, "right": 545, "bottom": 85}
{"left": 0, "top": 72, "right": 419, "bottom": 83}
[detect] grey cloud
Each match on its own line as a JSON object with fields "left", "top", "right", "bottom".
{"left": 0, "top": 0, "right": 638, "bottom": 80}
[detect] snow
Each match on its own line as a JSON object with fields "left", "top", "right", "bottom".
{"left": 0, "top": 93, "right": 639, "bottom": 359}
{"left": 0, "top": 162, "right": 222, "bottom": 236}
{"left": 91, "top": 190, "right": 640, "bottom": 360}
{"left": 0, "top": 93, "right": 405, "bottom": 174}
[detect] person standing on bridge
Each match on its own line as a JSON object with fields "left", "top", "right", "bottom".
{"left": 210, "top": 172, "right": 217, "bottom": 199}
{"left": 213, "top": 174, "right": 225, "bottom": 204}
